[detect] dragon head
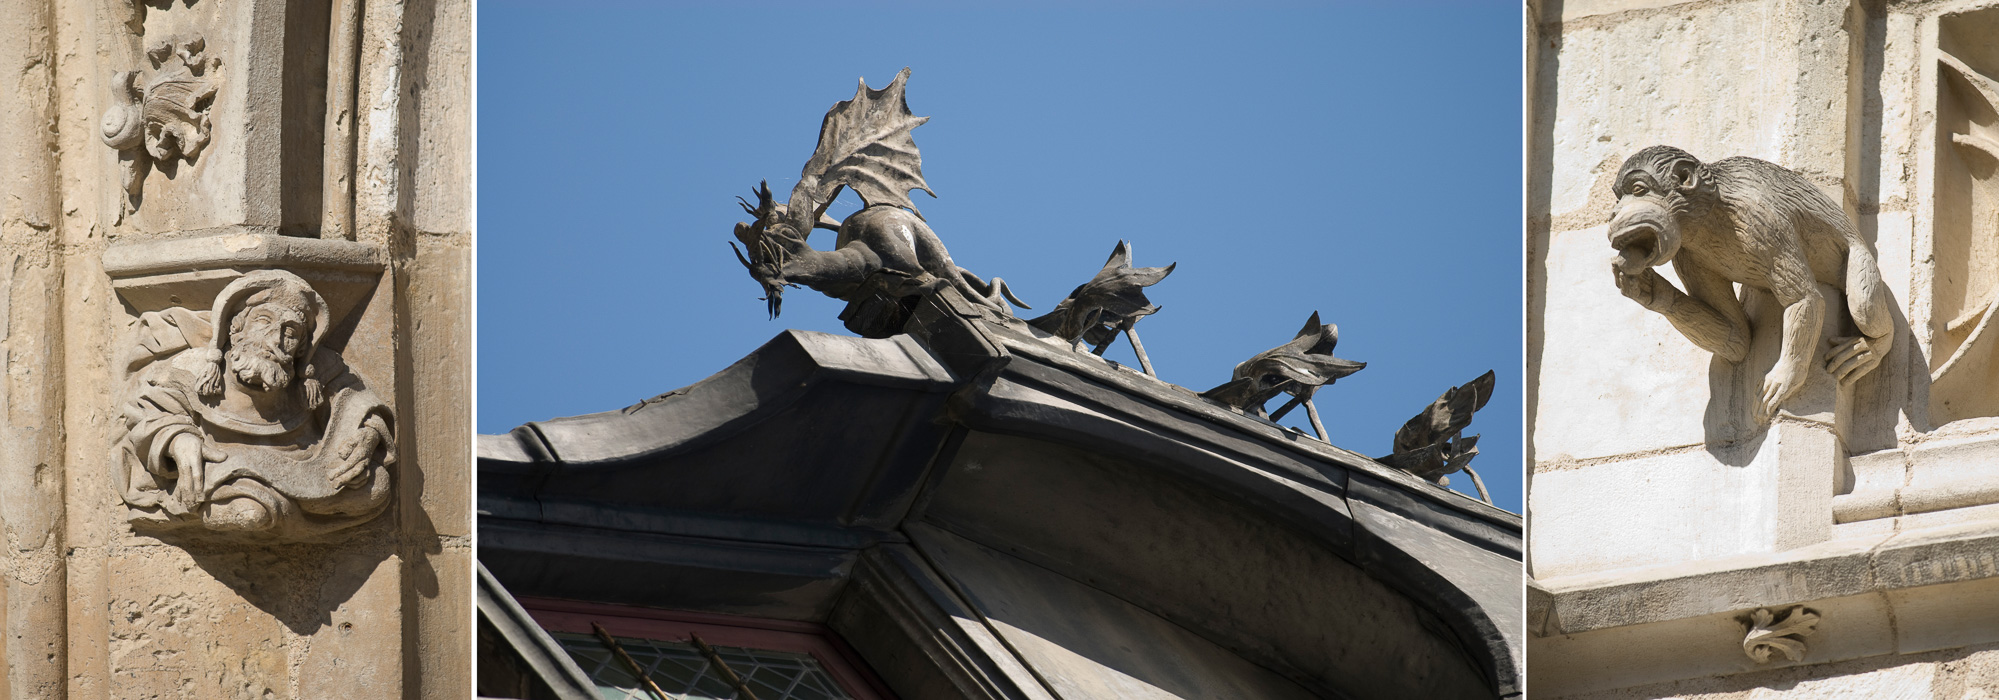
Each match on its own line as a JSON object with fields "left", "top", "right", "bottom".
{"left": 731, "top": 180, "right": 800, "bottom": 318}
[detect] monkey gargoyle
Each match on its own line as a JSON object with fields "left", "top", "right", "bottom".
{"left": 730, "top": 68, "right": 1026, "bottom": 335}
{"left": 1607, "top": 146, "right": 1894, "bottom": 423}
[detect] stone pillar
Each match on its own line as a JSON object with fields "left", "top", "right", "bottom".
{"left": 0, "top": 1, "right": 69, "bottom": 696}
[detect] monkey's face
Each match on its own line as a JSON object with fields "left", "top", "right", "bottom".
{"left": 1607, "top": 166, "right": 1689, "bottom": 274}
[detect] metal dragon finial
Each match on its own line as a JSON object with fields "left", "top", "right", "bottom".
{"left": 728, "top": 68, "right": 1025, "bottom": 336}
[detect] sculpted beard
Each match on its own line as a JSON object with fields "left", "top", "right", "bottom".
{"left": 227, "top": 322, "right": 295, "bottom": 391}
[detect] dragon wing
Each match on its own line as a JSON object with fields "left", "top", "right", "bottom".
{"left": 784, "top": 67, "right": 935, "bottom": 235}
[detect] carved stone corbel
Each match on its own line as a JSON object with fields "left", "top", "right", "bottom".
{"left": 1741, "top": 606, "right": 1818, "bottom": 663}
{"left": 100, "top": 33, "right": 220, "bottom": 203}
{"left": 105, "top": 235, "right": 392, "bottom": 542}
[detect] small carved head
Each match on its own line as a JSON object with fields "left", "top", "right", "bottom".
{"left": 1609, "top": 145, "right": 1710, "bottom": 274}
{"left": 102, "top": 35, "right": 217, "bottom": 163}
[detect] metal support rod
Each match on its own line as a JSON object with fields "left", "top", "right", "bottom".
{"left": 1090, "top": 333, "right": 1115, "bottom": 356}
{"left": 1124, "top": 324, "right": 1157, "bottom": 377}
{"left": 690, "top": 632, "right": 763, "bottom": 700}
{"left": 1304, "top": 399, "right": 1329, "bottom": 442}
{"left": 1462, "top": 466, "right": 1493, "bottom": 504}
{"left": 592, "top": 623, "right": 669, "bottom": 700}
{"left": 1268, "top": 394, "right": 1305, "bottom": 421}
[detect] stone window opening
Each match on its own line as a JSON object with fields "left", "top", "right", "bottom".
{"left": 523, "top": 599, "right": 896, "bottom": 700}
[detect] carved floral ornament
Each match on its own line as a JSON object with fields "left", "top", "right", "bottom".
{"left": 101, "top": 33, "right": 220, "bottom": 202}
{"left": 1742, "top": 606, "right": 1819, "bottom": 663}
{"left": 112, "top": 270, "right": 395, "bottom": 540}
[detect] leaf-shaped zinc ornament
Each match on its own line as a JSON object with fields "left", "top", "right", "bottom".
{"left": 1391, "top": 370, "right": 1497, "bottom": 457}
{"left": 785, "top": 67, "right": 935, "bottom": 236}
{"left": 1201, "top": 311, "right": 1366, "bottom": 416}
{"left": 1031, "top": 241, "right": 1176, "bottom": 345}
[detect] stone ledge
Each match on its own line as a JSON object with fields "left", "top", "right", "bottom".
{"left": 103, "top": 229, "right": 383, "bottom": 278}
{"left": 1837, "top": 432, "right": 1999, "bottom": 523}
{"left": 1534, "top": 517, "right": 1999, "bottom": 636}
{"left": 1528, "top": 580, "right": 1999, "bottom": 697}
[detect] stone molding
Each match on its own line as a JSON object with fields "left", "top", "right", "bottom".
{"left": 104, "top": 230, "right": 384, "bottom": 277}
{"left": 1531, "top": 520, "right": 1999, "bottom": 637}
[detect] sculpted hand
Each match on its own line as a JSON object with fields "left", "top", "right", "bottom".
{"left": 1612, "top": 264, "right": 1674, "bottom": 312}
{"left": 331, "top": 425, "right": 381, "bottom": 488}
{"left": 167, "top": 432, "right": 227, "bottom": 511}
{"left": 1827, "top": 333, "right": 1889, "bottom": 385}
{"left": 1757, "top": 359, "right": 1809, "bottom": 422}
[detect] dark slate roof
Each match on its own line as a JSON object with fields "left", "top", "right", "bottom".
{"left": 480, "top": 289, "right": 1524, "bottom": 698}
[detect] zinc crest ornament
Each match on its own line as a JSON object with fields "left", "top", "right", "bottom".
{"left": 1379, "top": 371, "right": 1497, "bottom": 504}
{"left": 101, "top": 33, "right": 221, "bottom": 203}
{"left": 112, "top": 270, "right": 395, "bottom": 540}
{"left": 1028, "top": 240, "right": 1175, "bottom": 376}
{"left": 723, "top": 70, "right": 1501, "bottom": 507}
{"left": 1201, "top": 312, "right": 1366, "bottom": 441}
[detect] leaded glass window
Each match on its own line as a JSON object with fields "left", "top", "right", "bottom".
{"left": 552, "top": 631, "right": 856, "bottom": 700}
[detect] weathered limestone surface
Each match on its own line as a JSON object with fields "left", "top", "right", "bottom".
{"left": 0, "top": 0, "right": 470, "bottom": 697}
{"left": 1529, "top": 0, "right": 1999, "bottom": 696}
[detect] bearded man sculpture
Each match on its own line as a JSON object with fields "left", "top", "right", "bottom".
{"left": 113, "top": 270, "right": 394, "bottom": 539}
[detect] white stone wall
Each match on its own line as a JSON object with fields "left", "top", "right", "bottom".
{"left": 1532, "top": 0, "right": 1999, "bottom": 575}
{"left": 1529, "top": 0, "right": 1999, "bottom": 696}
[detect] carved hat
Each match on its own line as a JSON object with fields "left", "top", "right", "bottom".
{"left": 189, "top": 270, "right": 330, "bottom": 400}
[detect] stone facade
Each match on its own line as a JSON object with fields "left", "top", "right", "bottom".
{"left": 1529, "top": 0, "right": 1999, "bottom": 696}
{"left": 0, "top": 0, "right": 470, "bottom": 697}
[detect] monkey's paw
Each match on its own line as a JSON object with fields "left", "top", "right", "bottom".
{"left": 1756, "top": 360, "right": 1809, "bottom": 423}
{"left": 1828, "top": 335, "right": 1887, "bottom": 385}
{"left": 1612, "top": 264, "right": 1674, "bottom": 312}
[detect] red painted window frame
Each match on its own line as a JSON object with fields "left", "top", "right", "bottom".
{"left": 518, "top": 597, "right": 897, "bottom": 700}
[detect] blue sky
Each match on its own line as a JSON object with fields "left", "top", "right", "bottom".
{"left": 477, "top": 2, "right": 1525, "bottom": 511}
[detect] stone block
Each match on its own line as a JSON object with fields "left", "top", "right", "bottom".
{"left": 1534, "top": 225, "right": 1710, "bottom": 463}
{"left": 1532, "top": 417, "right": 1836, "bottom": 579}
{"left": 1890, "top": 575, "right": 1999, "bottom": 655}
